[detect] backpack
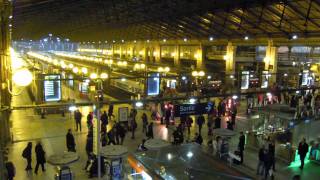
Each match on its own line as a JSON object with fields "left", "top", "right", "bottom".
{"left": 22, "top": 149, "right": 28, "bottom": 158}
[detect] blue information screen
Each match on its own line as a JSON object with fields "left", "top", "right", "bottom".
{"left": 44, "top": 74, "right": 61, "bottom": 102}
{"left": 147, "top": 73, "right": 160, "bottom": 96}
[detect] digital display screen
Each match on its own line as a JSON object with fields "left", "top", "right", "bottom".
{"left": 147, "top": 73, "right": 160, "bottom": 96}
{"left": 241, "top": 71, "right": 249, "bottom": 90}
{"left": 44, "top": 74, "right": 61, "bottom": 102}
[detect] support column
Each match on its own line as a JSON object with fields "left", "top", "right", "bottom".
{"left": 153, "top": 44, "right": 161, "bottom": 63}
{"left": 225, "top": 42, "right": 236, "bottom": 75}
{"left": 174, "top": 45, "right": 180, "bottom": 66}
{"left": 264, "top": 40, "right": 278, "bottom": 85}
{"left": 195, "top": 44, "right": 204, "bottom": 69}
{"left": 119, "top": 45, "right": 123, "bottom": 59}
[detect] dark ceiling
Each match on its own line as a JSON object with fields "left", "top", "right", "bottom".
{"left": 12, "top": 0, "right": 320, "bottom": 41}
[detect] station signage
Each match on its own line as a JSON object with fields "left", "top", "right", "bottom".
{"left": 147, "top": 73, "right": 160, "bottom": 96}
{"left": 174, "top": 103, "right": 212, "bottom": 117}
{"left": 44, "top": 74, "right": 61, "bottom": 102}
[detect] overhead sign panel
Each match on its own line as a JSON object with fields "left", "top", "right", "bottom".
{"left": 44, "top": 74, "right": 61, "bottom": 102}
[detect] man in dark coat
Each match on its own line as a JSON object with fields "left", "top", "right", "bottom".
{"left": 34, "top": 142, "right": 46, "bottom": 174}
{"left": 22, "top": 142, "right": 32, "bottom": 171}
{"left": 5, "top": 161, "right": 15, "bottom": 180}
{"left": 196, "top": 114, "right": 205, "bottom": 135}
{"left": 115, "top": 123, "right": 126, "bottom": 145}
{"left": 100, "top": 111, "right": 108, "bottom": 133}
{"left": 74, "top": 110, "right": 82, "bottom": 132}
{"left": 186, "top": 116, "right": 193, "bottom": 134}
{"left": 238, "top": 131, "right": 245, "bottom": 164}
{"left": 264, "top": 150, "right": 274, "bottom": 180}
{"left": 298, "top": 138, "right": 309, "bottom": 169}
{"left": 66, "top": 129, "right": 76, "bottom": 152}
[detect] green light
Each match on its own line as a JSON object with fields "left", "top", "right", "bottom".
{"left": 289, "top": 147, "right": 311, "bottom": 168}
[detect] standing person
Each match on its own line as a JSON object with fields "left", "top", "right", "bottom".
{"left": 66, "top": 129, "right": 76, "bottom": 152}
{"left": 227, "top": 121, "right": 233, "bottom": 131}
{"left": 264, "top": 150, "right": 274, "bottom": 180}
{"left": 131, "top": 118, "right": 137, "bottom": 139}
{"left": 147, "top": 122, "right": 154, "bottom": 139}
{"left": 269, "top": 140, "right": 276, "bottom": 171}
{"left": 186, "top": 116, "right": 193, "bottom": 135}
{"left": 142, "top": 113, "right": 148, "bottom": 133}
{"left": 116, "top": 123, "right": 126, "bottom": 145}
{"left": 100, "top": 111, "right": 108, "bottom": 133}
{"left": 238, "top": 131, "right": 245, "bottom": 164}
{"left": 108, "top": 104, "right": 114, "bottom": 119}
{"left": 165, "top": 107, "right": 171, "bottom": 128}
{"left": 87, "top": 112, "right": 93, "bottom": 130}
{"left": 22, "top": 142, "right": 32, "bottom": 171}
{"left": 207, "top": 115, "right": 214, "bottom": 136}
{"left": 74, "top": 110, "right": 82, "bottom": 132}
{"left": 196, "top": 114, "right": 205, "bottom": 135}
{"left": 214, "top": 116, "right": 221, "bottom": 129}
{"left": 5, "top": 161, "right": 15, "bottom": 180}
{"left": 34, "top": 142, "right": 46, "bottom": 174}
{"left": 298, "top": 138, "right": 309, "bottom": 169}
{"left": 193, "top": 133, "right": 203, "bottom": 145}
{"left": 107, "top": 128, "right": 116, "bottom": 145}
{"left": 85, "top": 136, "right": 93, "bottom": 160}
{"left": 231, "top": 106, "right": 237, "bottom": 126}
{"left": 256, "top": 146, "right": 265, "bottom": 175}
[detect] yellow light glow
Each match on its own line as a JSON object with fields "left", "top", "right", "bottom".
{"left": 194, "top": 54, "right": 199, "bottom": 59}
{"left": 81, "top": 67, "right": 88, "bottom": 74}
{"left": 171, "top": 52, "right": 176, "bottom": 57}
{"left": 100, "top": 73, "right": 108, "bottom": 79}
{"left": 198, "top": 71, "right": 205, "bottom": 77}
{"left": 223, "top": 55, "right": 228, "bottom": 60}
{"left": 72, "top": 67, "right": 79, "bottom": 73}
{"left": 192, "top": 71, "right": 198, "bottom": 76}
{"left": 90, "top": 73, "right": 98, "bottom": 79}
{"left": 158, "top": 67, "right": 164, "bottom": 72}
{"left": 153, "top": 52, "right": 158, "bottom": 56}
{"left": 140, "top": 64, "right": 146, "bottom": 69}
{"left": 12, "top": 68, "right": 33, "bottom": 87}
{"left": 164, "top": 67, "right": 170, "bottom": 72}
{"left": 68, "top": 64, "right": 74, "bottom": 69}
{"left": 264, "top": 57, "right": 270, "bottom": 63}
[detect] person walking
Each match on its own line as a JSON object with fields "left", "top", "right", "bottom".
{"left": 22, "top": 142, "right": 32, "bottom": 171}
{"left": 74, "top": 110, "right": 82, "bottom": 132}
{"left": 186, "top": 116, "right": 193, "bottom": 135}
{"left": 142, "top": 113, "right": 148, "bottom": 133}
{"left": 66, "top": 129, "right": 76, "bottom": 152}
{"left": 108, "top": 104, "right": 114, "bottom": 119}
{"left": 34, "top": 142, "right": 46, "bottom": 174}
{"left": 298, "top": 138, "right": 309, "bottom": 169}
{"left": 147, "top": 122, "right": 154, "bottom": 139}
{"left": 196, "top": 114, "right": 205, "bottom": 135}
{"left": 256, "top": 146, "right": 265, "bottom": 175}
{"left": 238, "top": 131, "right": 245, "bottom": 164}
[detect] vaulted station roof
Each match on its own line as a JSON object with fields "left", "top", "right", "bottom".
{"left": 12, "top": 0, "right": 320, "bottom": 41}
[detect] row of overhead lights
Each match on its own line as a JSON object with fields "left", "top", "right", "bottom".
{"left": 80, "top": 37, "right": 216, "bottom": 45}
{"left": 27, "top": 52, "right": 108, "bottom": 79}
{"left": 79, "top": 34, "right": 299, "bottom": 45}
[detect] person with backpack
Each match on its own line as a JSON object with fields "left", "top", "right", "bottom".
{"left": 34, "top": 142, "right": 46, "bottom": 174}
{"left": 22, "top": 142, "right": 32, "bottom": 171}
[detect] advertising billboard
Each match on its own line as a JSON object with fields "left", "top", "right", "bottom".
{"left": 44, "top": 74, "right": 61, "bottom": 102}
{"left": 147, "top": 73, "right": 160, "bottom": 96}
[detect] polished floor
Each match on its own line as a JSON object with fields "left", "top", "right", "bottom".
{"left": 7, "top": 86, "right": 320, "bottom": 180}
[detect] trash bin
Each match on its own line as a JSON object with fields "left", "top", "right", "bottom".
{"left": 55, "top": 166, "right": 73, "bottom": 180}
